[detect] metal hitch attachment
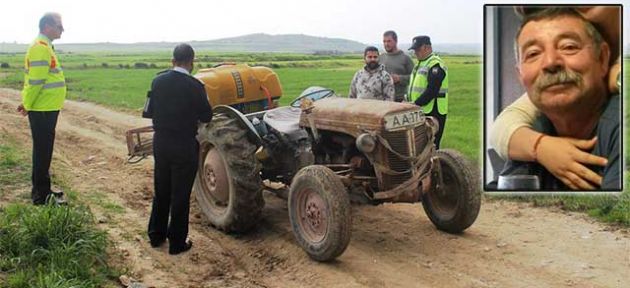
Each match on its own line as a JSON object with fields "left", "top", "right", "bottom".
{"left": 125, "top": 126, "right": 154, "bottom": 163}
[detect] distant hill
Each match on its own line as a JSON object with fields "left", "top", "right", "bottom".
{"left": 191, "top": 33, "right": 369, "bottom": 53}
{"left": 0, "top": 33, "right": 482, "bottom": 55}
{"left": 0, "top": 33, "right": 367, "bottom": 54}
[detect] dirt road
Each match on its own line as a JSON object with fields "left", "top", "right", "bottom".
{"left": 0, "top": 88, "right": 627, "bottom": 288}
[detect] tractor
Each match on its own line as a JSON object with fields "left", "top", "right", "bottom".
{"left": 127, "top": 64, "right": 480, "bottom": 262}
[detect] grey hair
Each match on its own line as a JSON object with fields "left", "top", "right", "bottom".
{"left": 513, "top": 8, "right": 603, "bottom": 64}
{"left": 39, "top": 12, "right": 61, "bottom": 32}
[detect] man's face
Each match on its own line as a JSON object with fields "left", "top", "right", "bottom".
{"left": 47, "top": 16, "right": 64, "bottom": 40}
{"left": 383, "top": 36, "right": 397, "bottom": 53}
{"left": 413, "top": 45, "right": 430, "bottom": 60}
{"left": 364, "top": 51, "right": 379, "bottom": 69}
{"left": 516, "top": 16, "right": 609, "bottom": 113}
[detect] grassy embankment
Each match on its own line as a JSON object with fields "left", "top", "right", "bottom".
{"left": 0, "top": 133, "right": 119, "bottom": 287}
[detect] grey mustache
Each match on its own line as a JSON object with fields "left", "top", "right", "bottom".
{"left": 534, "top": 69, "right": 582, "bottom": 92}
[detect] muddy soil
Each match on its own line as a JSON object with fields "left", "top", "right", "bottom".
{"left": 0, "top": 88, "right": 627, "bottom": 288}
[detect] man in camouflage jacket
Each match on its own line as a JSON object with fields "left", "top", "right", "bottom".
{"left": 348, "top": 46, "right": 395, "bottom": 101}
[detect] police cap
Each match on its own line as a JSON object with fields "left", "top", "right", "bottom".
{"left": 409, "top": 36, "right": 431, "bottom": 50}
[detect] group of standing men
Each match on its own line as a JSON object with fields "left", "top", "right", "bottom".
{"left": 349, "top": 31, "right": 449, "bottom": 149}
{"left": 18, "top": 13, "right": 448, "bottom": 256}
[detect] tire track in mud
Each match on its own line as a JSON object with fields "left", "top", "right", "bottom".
{"left": 1, "top": 88, "right": 628, "bottom": 288}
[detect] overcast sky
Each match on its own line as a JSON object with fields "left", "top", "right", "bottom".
{"left": 0, "top": 0, "right": 626, "bottom": 46}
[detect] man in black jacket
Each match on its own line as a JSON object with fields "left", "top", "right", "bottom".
{"left": 145, "top": 44, "right": 212, "bottom": 255}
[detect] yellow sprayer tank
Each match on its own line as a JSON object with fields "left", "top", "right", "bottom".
{"left": 195, "top": 63, "right": 283, "bottom": 114}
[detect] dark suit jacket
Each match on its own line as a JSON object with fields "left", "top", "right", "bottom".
{"left": 146, "top": 70, "right": 213, "bottom": 138}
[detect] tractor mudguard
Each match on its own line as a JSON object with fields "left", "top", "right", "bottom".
{"left": 213, "top": 105, "right": 262, "bottom": 147}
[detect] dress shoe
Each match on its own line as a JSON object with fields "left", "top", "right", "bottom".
{"left": 49, "top": 191, "right": 67, "bottom": 205}
{"left": 150, "top": 237, "right": 166, "bottom": 248}
{"left": 36, "top": 191, "right": 67, "bottom": 206}
{"left": 169, "top": 239, "right": 192, "bottom": 255}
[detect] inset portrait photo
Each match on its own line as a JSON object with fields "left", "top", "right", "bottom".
{"left": 484, "top": 5, "right": 622, "bottom": 192}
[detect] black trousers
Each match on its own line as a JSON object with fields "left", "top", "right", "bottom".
{"left": 28, "top": 111, "right": 59, "bottom": 204}
{"left": 148, "top": 132, "right": 199, "bottom": 248}
{"left": 427, "top": 108, "right": 447, "bottom": 150}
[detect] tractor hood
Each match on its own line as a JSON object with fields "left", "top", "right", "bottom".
{"left": 299, "top": 97, "right": 423, "bottom": 136}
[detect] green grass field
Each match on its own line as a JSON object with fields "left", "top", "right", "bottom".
{"left": 0, "top": 52, "right": 627, "bottom": 226}
{"left": 0, "top": 52, "right": 480, "bottom": 160}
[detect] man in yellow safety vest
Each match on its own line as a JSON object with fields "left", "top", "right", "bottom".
{"left": 17, "top": 12, "right": 67, "bottom": 205}
{"left": 407, "top": 35, "right": 449, "bottom": 149}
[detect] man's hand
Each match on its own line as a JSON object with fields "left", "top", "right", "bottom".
{"left": 576, "top": 6, "right": 620, "bottom": 60}
{"left": 391, "top": 74, "right": 400, "bottom": 84}
{"left": 536, "top": 136, "right": 607, "bottom": 190}
{"left": 17, "top": 104, "right": 27, "bottom": 116}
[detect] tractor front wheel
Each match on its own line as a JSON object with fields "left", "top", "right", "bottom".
{"left": 288, "top": 165, "right": 351, "bottom": 262}
{"left": 422, "top": 149, "right": 480, "bottom": 233}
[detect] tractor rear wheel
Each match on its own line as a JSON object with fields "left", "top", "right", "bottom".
{"left": 422, "top": 149, "right": 480, "bottom": 233}
{"left": 194, "top": 114, "right": 264, "bottom": 233}
{"left": 288, "top": 165, "right": 351, "bottom": 262}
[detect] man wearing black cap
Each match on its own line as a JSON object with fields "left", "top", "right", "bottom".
{"left": 408, "top": 36, "right": 449, "bottom": 149}
{"left": 144, "top": 44, "right": 213, "bottom": 255}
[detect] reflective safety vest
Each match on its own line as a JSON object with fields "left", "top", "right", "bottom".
{"left": 21, "top": 34, "right": 66, "bottom": 111}
{"left": 407, "top": 53, "right": 448, "bottom": 115}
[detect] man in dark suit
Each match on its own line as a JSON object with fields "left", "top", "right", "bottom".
{"left": 145, "top": 44, "right": 213, "bottom": 255}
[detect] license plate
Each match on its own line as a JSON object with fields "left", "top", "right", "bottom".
{"left": 384, "top": 110, "right": 424, "bottom": 131}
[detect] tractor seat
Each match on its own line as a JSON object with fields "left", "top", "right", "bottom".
{"left": 263, "top": 106, "right": 302, "bottom": 135}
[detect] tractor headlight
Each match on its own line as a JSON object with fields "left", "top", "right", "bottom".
{"left": 356, "top": 133, "right": 376, "bottom": 153}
